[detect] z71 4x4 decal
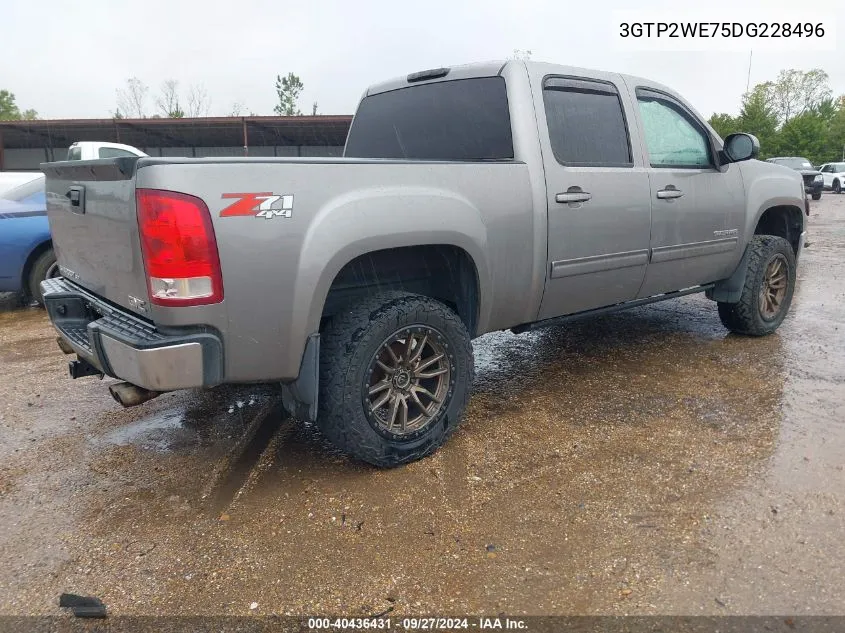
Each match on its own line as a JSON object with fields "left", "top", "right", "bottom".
{"left": 219, "top": 193, "right": 294, "bottom": 219}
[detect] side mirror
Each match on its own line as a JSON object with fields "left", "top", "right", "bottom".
{"left": 723, "top": 133, "right": 760, "bottom": 163}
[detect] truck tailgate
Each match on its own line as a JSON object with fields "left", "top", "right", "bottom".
{"left": 43, "top": 159, "right": 149, "bottom": 312}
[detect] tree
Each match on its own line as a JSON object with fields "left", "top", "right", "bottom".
{"left": 186, "top": 84, "right": 210, "bottom": 117}
{"left": 708, "top": 113, "right": 737, "bottom": 139}
{"left": 0, "top": 90, "right": 16, "bottom": 119}
{"left": 761, "top": 69, "right": 831, "bottom": 126}
{"left": 825, "top": 95, "right": 845, "bottom": 160}
{"left": 707, "top": 68, "right": 843, "bottom": 163}
{"left": 274, "top": 73, "right": 304, "bottom": 116}
{"left": 116, "top": 77, "right": 149, "bottom": 118}
{"left": 229, "top": 102, "right": 245, "bottom": 117}
{"left": 156, "top": 80, "right": 185, "bottom": 118}
{"left": 0, "top": 90, "right": 38, "bottom": 120}
{"left": 736, "top": 87, "right": 779, "bottom": 157}
{"left": 511, "top": 49, "right": 532, "bottom": 60}
{"left": 311, "top": 102, "right": 318, "bottom": 116}
{"left": 777, "top": 111, "right": 827, "bottom": 164}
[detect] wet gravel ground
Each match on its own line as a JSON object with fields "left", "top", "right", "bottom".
{"left": 0, "top": 195, "right": 843, "bottom": 617}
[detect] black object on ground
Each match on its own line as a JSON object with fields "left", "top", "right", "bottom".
{"left": 59, "top": 593, "right": 107, "bottom": 618}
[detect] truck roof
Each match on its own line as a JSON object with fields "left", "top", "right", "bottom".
{"left": 363, "top": 59, "right": 706, "bottom": 138}
{"left": 365, "top": 59, "right": 684, "bottom": 102}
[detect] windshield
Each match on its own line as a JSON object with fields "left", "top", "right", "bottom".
{"left": 344, "top": 77, "right": 513, "bottom": 160}
{"left": 0, "top": 175, "right": 46, "bottom": 204}
{"left": 775, "top": 158, "right": 813, "bottom": 169}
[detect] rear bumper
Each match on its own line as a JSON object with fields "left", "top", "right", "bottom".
{"left": 40, "top": 277, "right": 223, "bottom": 391}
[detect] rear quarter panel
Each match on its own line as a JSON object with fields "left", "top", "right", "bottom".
{"left": 136, "top": 159, "right": 534, "bottom": 382}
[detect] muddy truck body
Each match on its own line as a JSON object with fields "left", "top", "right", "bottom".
{"left": 41, "top": 60, "right": 807, "bottom": 466}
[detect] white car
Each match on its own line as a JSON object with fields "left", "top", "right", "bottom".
{"left": 66, "top": 141, "right": 147, "bottom": 160}
{"left": 819, "top": 162, "right": 845, "bottom": 194}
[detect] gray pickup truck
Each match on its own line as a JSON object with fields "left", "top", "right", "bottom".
{"left": 41, "top": 60, "right": 807, "bottom": 467}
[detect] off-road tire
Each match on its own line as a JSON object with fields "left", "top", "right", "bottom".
{"left": 317, "top": 291, "right": 474, "bottom": 467}
{"left": 811, "top": 192, "right": 822, "bottom": 200}
{"left": 717, "top": 235, "right": 796, "bottom": 336}
{"left": 27, "top": 249, "right": 57, "bottom": 307}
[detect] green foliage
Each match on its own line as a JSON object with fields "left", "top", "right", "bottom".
{"left": 709, "top": 68, "right": 844, "bottom": 165}
{"left": 708, "top": 113, "right": 738, "bottom": 139}
{"left": 274, "top": 73, "right": 304, "bottom": 116}
{"left": 776, "top": 112, "right": 827, "bottom": 162}
{"left": 0, "top": 89, "right": 38, "bottom": 120}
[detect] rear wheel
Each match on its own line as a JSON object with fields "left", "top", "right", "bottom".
{"left": 317, "top": 291, "right": 473, "bottom": 467}
{"left": 27, "top": 249, "right": 59, "bottom": 307}
{"left": 717, "top": 235, "right": 795, "bottom": 336}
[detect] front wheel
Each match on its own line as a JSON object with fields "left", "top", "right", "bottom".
{"left": 717, "top": 235, "right": 796, "bottom": 336}
{"left": 834, "top": 180, "right": 842, "bottom": 194}
{"left": 811, "top": 192, "right": 822, "bottom": 200}
{"left": 317, "top": 291, "right": 474, "bottom": 467}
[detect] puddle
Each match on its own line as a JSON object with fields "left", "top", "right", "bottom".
{"left": 94, "top": 409, "right": 187, "bottom": 452}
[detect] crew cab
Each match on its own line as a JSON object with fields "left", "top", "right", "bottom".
{"left": 41, "top": 61, "right": 807, "bottom": 467}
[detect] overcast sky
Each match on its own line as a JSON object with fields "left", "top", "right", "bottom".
{"left": 1, "top": 0, "right": 842, "bottom": 120}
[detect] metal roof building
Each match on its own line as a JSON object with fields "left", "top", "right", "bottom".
{"left": 0, "top": 115, "right": 353, "bottom": 170}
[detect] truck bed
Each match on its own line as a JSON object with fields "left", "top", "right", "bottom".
{"left": 42, "top": 156, "right": 536, "bottom": 382}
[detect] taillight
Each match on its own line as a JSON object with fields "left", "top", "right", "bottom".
{"left": 136, "top": 188, "right": 223, "bottom": 306}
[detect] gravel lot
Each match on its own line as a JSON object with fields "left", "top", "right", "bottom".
{"left": 0, "top": 194, "right": 843, "bottom": 617}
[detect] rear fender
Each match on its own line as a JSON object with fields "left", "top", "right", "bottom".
{"left": 284, "top": 186, "right": 491, "bottom": 376}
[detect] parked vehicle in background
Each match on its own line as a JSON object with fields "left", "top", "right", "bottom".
{"left": 0, "top": 172, "right": 41, "bottom": 196}
{"left": 819, "top": 162, "right": 845, "bottom": 194}
{"left": 767, "top": 157, "right": 823, "bottom": 200}
{"left": 66, "top": 141, "right": 147, "bottom": 160}
{"left": 0, "top": 174, "right": 56, "bottom": 305}
{"left": 41, "top": 60, "right": 806, "bottom": 467}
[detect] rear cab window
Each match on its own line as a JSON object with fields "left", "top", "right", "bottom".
{"left": 344, "top": 77, "right": 513, "bottom": 160}
{"left": 98, "top": 147, "right": 138, "bottom": 159}
{"left": 67, "top": 146, "right": 82, "bottom": 160}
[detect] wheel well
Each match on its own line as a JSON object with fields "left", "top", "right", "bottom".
{"left": 20, "top": 240, "right": 53, "bottom": 294}
{"left": 321, "top": 245, "right": 480, "bottom": 337}
{"left": 754, "top": 206, "right": 803, "bottom": 254}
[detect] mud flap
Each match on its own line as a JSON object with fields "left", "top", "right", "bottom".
{"left": 706, "top": 243, "right": 751, "bottom": 304}
{"left": 280, "top": 333, "right": 319, "bottom": 422}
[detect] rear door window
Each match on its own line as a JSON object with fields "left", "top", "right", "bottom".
{"left": 344, "top": 77, "right": 513, "bottom": 160}
{"left": 542, "top": 77, "right": 632, "bottom": 167}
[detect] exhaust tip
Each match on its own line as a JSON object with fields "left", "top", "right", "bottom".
{"left": 109, "top": 382, "right": 162, "bottom": 408}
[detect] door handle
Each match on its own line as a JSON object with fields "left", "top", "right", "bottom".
{"left": 556, "top": 190, "right": 592, "bottom": 204}
{"left": 656, "top": 187, "right": 684, "bottom": 200}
